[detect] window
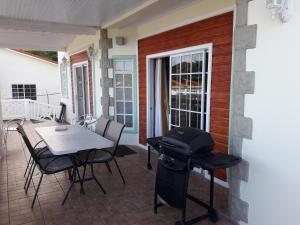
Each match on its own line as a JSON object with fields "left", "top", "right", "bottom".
{"left": 113, "top": 59, "right": 134, "bottom": 128}
{"left": 12, "top": 84, "right": 37, "bottom": 100}
{"left": 169, "top": 50, "right": 210, "bottom": 131}
{"left": 60, "top": 63, "right": 68, "bottom": 98}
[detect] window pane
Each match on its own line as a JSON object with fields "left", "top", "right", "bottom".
{"left": 180, "top": 111, "right": 189, "bottom": 127}
{"left": 125, "top": 102, "right": 133, "bottom": 114}
{"left": 116, "top": 88, "right": 123, "bottom": 100}
{"left": 191, "top": 74, "right": 202, "bottom": 112}
{"left": 204, "top": 93, "right": 207, "bottom": 113}
{"left": 171, "top": 56, "right": 180, "bottom": 74}
{"left": 205, "top": 52, "right": 209, "bottom": 73}
{"left": 124, "top": 74, "right": 132, "bottom": 86}
{"left": 171, "top": 75, "right": 180, "bottom": 108}
{"left": 124, "top": 88, "right": 132, "bottom": 100}
{"left": 179, "top": 75, "right": 190, "bottom": 110}
{"left": 192, "top": 53, "right": 203, "bottom": 73}
{"left": 124, "top": 61, "right": 132, "bottom": 71}
{"left": 125, "top": 115, "right": 133, "bottom": 127}
{"left": 117, "top": 115, "right": 124, "bottom": 124}
{"left": 116, "top": 102, "right": 124, "bottom": 114}
{"left": 12, "top": 84, "right": 17, "bottom": 89}
{"left": 181, "top": 55, "right": 191, "bottom": 73}
{"left": 114, "top": 61, "right": 124, "bottom": 71}
{"left": 171, "top": 109, "right": 179, "bottom": 126}
{"left": 190, "top": 113, "right": 201, "bottom": 129}
{"left": 115, "top": 74, "right": 123, "bottom": 87}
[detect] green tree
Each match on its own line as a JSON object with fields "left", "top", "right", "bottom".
{"left": 26, "top": 50, "right": 58, "bottom": 62}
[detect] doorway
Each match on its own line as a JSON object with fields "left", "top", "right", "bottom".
{"left": 73, "top": 62, "right": 89, "bottom": 117}
{"left": 147, "top": 44, "right": 212, "bottom": 138}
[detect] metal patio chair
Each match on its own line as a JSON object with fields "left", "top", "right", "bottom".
{"left": 80, "top": 121, "right": 126, "bottom": 193}
{"left": 3, "top": 118, "right": 25, "bottom": 145}
{"left": 16, "top": 124, "right": 52, "bottom": 191}
{"left": 17, "top": 124, "right": 81, "bottom": 208}
{"left": 94, "top": 116, "right": 110, "bottom": 136}
{"left": 94, "top": 116, "right": 112, "bottom": 173}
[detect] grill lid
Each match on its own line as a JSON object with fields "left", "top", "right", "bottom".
{"left": 160, "top": 127, "right": 214, "bottom": 157}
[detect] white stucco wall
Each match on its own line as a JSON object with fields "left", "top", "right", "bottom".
{"left": 60, "top": 32, "right": 101, "bottom": 123}
{"left": 108, "top": 28, "right": 139, "bottom": 145}
{"left": 241, "top": 1, "right": 300, "bottom": 225}
{"left": 136, "top": 0, "right": 235, "bottom": 38}
{"left": 0, "top": 49, "right": 61, "bottom": 105}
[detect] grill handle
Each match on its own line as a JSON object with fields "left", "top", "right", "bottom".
{"left": 159, "top": 141, "right": 183, "bottom": 152}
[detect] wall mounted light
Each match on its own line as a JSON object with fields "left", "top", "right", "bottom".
{"left": 62, "top": 56, "right": 68, "bottom": 65}
{"left": 87, "top": 45, "right": 98, "bottom": 59}
{"left": 266, "top": 0, "right": 293, "bottom": 23}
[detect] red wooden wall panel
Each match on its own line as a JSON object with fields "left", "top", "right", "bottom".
{"left": 138, "top": 12, "right": 233, "bottom": 180}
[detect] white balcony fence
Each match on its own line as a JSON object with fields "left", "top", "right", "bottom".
{"left": 1, "top": 99, "right": 61, "bottom": 121}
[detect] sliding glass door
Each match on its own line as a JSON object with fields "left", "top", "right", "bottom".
{"left": 169, "top": 50, "right": 210, "bottom": 131}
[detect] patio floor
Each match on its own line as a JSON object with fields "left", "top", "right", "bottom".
{"left": 0, "top": 121, "right": 235, "bottom": 225}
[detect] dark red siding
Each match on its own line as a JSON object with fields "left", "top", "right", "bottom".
{"left": 70, "top": 51, "right": 94, "bottom": 115}
{"left": 138, "top": 12, "right": 234, "bottom": 180}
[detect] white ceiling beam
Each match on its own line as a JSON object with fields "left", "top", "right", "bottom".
{"left": 0, "top": 42, "right": 64, "bottom": 51}
{"left": 0, "top": 16, "right": 98, "bottom": 35}
{"left": 0, "top": 29, "right": 75, "bottom": 51}
{"left": 102, "top": 0, "right": 158, "bottom": 28}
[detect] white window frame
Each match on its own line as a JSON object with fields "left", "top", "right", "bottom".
{"left": 146, "top": 43, "right": 213, "bottom": 138}
{"left": 113, "top": 59, "right": 135, "bottom": 129}
{"left": 11, "top": 84, "right": 37, "bottom": 100}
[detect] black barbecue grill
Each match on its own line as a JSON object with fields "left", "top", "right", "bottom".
{"left": 147, "top": 127, "right": 241, "bottom": 225}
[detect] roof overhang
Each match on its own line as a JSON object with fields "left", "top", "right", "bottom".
{"left": 0, "top": 0, "right": 199, "bottom": 51}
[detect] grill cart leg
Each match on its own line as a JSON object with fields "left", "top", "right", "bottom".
{"left": 208, "top": 170, "right": 219, "bottom": 223}
{"left": 179, "top": 170, "right": 219, "bottom": 225}
{"left": 147, "top": 145, "right": 152, "bottom": 170}
{"left": 154, "top": 190, "right": 158, "bottom": 214}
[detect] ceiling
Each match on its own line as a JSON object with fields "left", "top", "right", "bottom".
{"left": 0, "top": 0, "right": 198, "bottom": 50}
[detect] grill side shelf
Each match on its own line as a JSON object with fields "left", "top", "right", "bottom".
{"left": 192, "top": 153, "right": 241, "bottom": 170}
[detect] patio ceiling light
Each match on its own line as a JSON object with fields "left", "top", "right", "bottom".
{"left": 266, "top": 0, "right": 293, "bottom": 22}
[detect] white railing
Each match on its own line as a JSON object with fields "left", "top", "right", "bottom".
{"left": 1, "top": 99, "right": 61, "bottom": 121}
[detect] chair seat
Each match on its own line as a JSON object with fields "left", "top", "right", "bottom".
{"left": 36, "top": 147, "right": 53, "bottom": 158}
{"left": 79, "top": 149, "right": 113, "bottom": 164}
{"left": 39, "top": 156, "right": 74, "bottom": 173}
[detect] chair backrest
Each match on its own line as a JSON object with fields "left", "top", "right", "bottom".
{"left": 16, "top": 124, "right": 39, "bottom": 163}
{"left": 104, "top": 121, "right": 125, "bottom": 156}
{"left": 94, "top": 116, "right": 110, "bottom": 136}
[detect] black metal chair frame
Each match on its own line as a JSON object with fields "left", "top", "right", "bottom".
{"left": 17, "top": 125, "right": 82, "bottom": 208}
{"left": 4, "top": 118, "right": 25, "bottom": 145}
{"left": 80, "top": 122, "right": 126, "bottom": 194}
{"left": 16, "top": 124, "right": 51, "bottom": 192}
{"left": 94, "top": 117, "right": 112, "bottom": 173}
{"left": 23, "top": 140, "right": 50, "bottom": 191}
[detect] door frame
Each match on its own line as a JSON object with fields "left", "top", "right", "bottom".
{"left": 145, "top": 43, "right": 213, "bottom": 138}
{"left": 72, "top": 61, "right": 90, "bottom": 118}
